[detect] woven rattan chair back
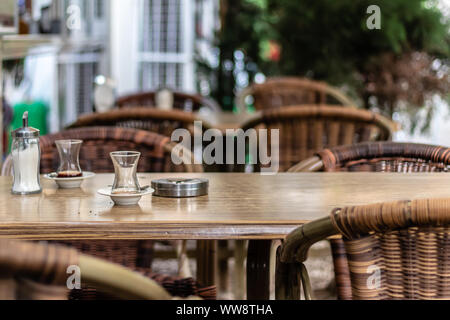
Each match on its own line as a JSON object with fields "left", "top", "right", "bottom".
{"left": 242, "top": 77, "right": 357, "bottom": 111}
{"left": 277, "top": 198, "right": 450, "bottom": 300}
{"left": 116, "top": 91, "right": 220, "bottom": 113}
{"left": 1, "top": 126, "right": 201, "bottom": 175}
{"left": 290, "top": 142, "right": 450, "bottom": 173}
{"left": 241, "top": 105, "right": 393, "bottom": 172}
{"left": 67, "top": 108, "right": 201, "bottom": 137}
{"left": 0, "top": 239, "right": 177, "bottom": 300}
{"left": 288, "top": 142, "right": 450, "bottom": 299}
{"left": 43, "top": 127, "right": 199, "bottom": 174}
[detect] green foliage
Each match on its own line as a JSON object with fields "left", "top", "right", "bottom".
{"left": 261, "top": 0, "right": 449, "bottom": 83}
{"left": 199, "top": 0, "right": 449, "bottom": 119}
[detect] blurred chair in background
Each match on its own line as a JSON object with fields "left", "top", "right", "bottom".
{"left": 240, "top": 105, "right": 393, "bottom": 172}
{"left": 116, "top": 90, "right": 221, "bottom": 113}
{"left": 237, "top": 77, "right": 358, "bottom": 112}
{"left": 67, "top": 107, "right": 201, "bottom": 139}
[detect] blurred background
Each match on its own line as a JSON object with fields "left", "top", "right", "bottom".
{"left": 0, "top": 0, "right": 449, "bottom": 155}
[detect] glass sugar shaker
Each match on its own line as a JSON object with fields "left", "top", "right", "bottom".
{"left": 11, "top": 111, "right": 42, "bottom": 195}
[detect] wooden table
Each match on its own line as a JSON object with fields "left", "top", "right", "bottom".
{"left": 1, "top": 172, "right": 450, "bottom": 299}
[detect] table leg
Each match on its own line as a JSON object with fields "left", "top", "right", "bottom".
{"left": 196, "top": 240, "right": 217, "bottom": 286}
{"left": 247, "top": 240, "right": 272, "bottom": 300}
{"left": 217, "top": 240, "right": 229, "bottom": 292}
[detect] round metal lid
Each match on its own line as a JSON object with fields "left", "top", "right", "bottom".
{"left": 151, "top": 178, "right": 209, "bottom": 198}
{"left": 12, "top": 126, "right": 40, "bottom": 138}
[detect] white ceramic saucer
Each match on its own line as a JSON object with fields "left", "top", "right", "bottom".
{"left": 97, "top": 187, "right": 154, "bottom": 206}
{"left": 44, "top": 172, "right": 96, "bottom": 189}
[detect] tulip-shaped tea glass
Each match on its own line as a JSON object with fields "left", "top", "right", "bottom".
{"left": 55, "top": 140, "right": 83, "bottom": 178}
{"left": 110, "top": 151, "right": 141, "bottom": 194}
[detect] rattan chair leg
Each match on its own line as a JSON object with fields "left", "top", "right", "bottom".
{"left": 176, "top": 240, "right": 192, "bottom": 278}
{"left": 275, "top": 247, "right": 289, "bottom": 300}
{"left": 288, "top": 156, "right": 323, "bottom": 172}
{"left": 299, "top": 263, "right": 313, "bottom": 300}
{"left": 276, "top": 247, "right": 301, "bottom": 300}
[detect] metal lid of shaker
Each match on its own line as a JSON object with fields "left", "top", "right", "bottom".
{"left": 12, "top": 112, "right": 40, "bottom": 138}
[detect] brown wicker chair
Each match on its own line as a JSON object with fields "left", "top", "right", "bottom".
{"left": 241, "top": 105, "right": 393, "bottom": 172}
{"left": 0, "top": 127, "right": 214, "bottom": 299}
{"left": 116, "top": 90, "right": 220, "bottom": 113}
{"left": 0, "top": 239, "right": 212, "bottom": 300}
{"left": 276, "top": 198, "right": 450, "bottom": 300}
{"left": 2, "top": 126, "right": 201, "bottom": 175}
{"left": 67, "top": 108, "right": 202, "bottom": 138}
{"left": 288, "top": 142, "right": 450, "bottom": 299}
{"left": 289, "top": 141, "right": 450, "bottom": 173}
{"left": 238, "top": 77, "right": 358, "bottom": 111}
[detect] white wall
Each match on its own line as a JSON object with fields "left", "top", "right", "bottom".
{"left": 110, "top": 0, "right": 139, "bottom": 95}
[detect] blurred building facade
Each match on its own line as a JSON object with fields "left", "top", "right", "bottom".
{"left": 111, "top": 0, "right": 218, "bottom": 95}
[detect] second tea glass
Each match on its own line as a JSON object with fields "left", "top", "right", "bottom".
{"left": 55, "top": 140, "right": 83, "bottom": 178}
{"left": 110, "top": 151, "right": 141, "bottom": 194}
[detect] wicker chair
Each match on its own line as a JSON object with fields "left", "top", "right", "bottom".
{"left": 2, "top": 126, "right": 201, "bottom": 175}
{"left": 289, "top": 141, "right": 450, "bottom": 173}
{"left": 67, "top": 108, "right": 202, "bottom": 137}
{"left": 237, "top": 77, "right": 358, "bottom": 111}
{"left": 116, "top": 90, "right": 220, "bottom": 113}
{"left": 289, "top": 142, "right": 450, "bottom": 299}
{"left": 0, "top": 239, "right": 212, "bottom": 300}
{"left": 0, "top": 127, "right": 214, "bottom": 299}
{"left": 276, "top": 198, "right": 450, "bottom": 300}
{"left": 241, "top": 105, "right": 393, "bottom": 172}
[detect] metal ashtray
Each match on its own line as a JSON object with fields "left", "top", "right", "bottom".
{"left": 151, "top": 178, "right": 209, "bottom": 198}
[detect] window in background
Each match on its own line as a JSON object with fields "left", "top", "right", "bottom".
{"left": 137, "top": 0, "right": 192, "bottom": 91}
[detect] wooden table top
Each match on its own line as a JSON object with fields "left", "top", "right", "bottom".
{"left": 0, "top": 172, "right": 449, "bottom": 240}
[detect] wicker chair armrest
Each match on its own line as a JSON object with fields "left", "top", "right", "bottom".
{"left": 275, "top": 248, "right": 314, "bottom": 300}
{"left": 0, "top": 240, "right": 78, "bottom": 285}
{"left": 0, "top": 240, "right": 176, "bottom": 300}
{"left": 79, "top": 254, "right": 172, "bottom": 300}
{"left": 279, "top": 217, "right": 338, "bottom": 264}
{"left": 288, "top": 156, "right": 324, "bottom": 172}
